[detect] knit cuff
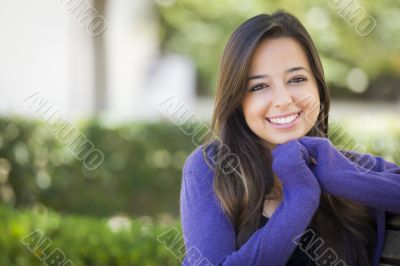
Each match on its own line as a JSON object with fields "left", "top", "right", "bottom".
{"left": 298, "top": 143, "right": 311, "bottom": 166}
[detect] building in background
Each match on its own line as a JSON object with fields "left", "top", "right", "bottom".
{"left": 0, "top": 0, "right": 196, "bottom": 122}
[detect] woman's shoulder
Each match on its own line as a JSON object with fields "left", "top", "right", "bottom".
{"left": 181, "top": 141, "right": 220, "bottom": 195}
{"left": 183, "top": 141, "right": 218, "bottom": 176}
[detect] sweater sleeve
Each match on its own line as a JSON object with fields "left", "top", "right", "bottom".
{"left": 180, "top": 147, "right": 320, "bottom": 266}
{"left": 327, "top": 151, "right": 400, "bottom": 214}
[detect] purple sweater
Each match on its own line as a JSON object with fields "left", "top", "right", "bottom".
{"left": 180, "top": 144, "right": 400, "bottom": 266}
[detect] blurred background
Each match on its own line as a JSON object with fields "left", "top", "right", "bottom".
{"left": 0, "top": 0, "right": 399, "bottom": 265}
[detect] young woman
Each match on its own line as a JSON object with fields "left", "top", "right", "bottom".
{"left": 180, "top": 10, "right": 400, "bottom": 266}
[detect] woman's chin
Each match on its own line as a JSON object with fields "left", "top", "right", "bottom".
{"left": 266, "top": 136, "right": 301, "bottom": 147}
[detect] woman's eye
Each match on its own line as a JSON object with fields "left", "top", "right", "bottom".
{"left": 250, "top": 83, "right": 269, "bottom": 92}
{"left": 289, "top": 77, "right": 307, "bottom": 84}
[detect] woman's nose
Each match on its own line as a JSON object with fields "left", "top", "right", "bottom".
{"left": 272, "top": 85, "right": 293, "bottom": 107}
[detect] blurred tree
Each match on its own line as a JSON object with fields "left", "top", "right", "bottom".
{"left": 93, "top": 0, "right": 108, "bottom": 114}
{"left": 154, "top": 0, "right": 400, "bottom": 98}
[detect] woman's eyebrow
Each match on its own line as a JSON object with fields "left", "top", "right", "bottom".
{"left": 246, "top": 66, "right": 310, "bottom": 81}
{"left": 286, "top": 66, "right": 309, "bottom": 74}
{"left": 246, "top": 74, "right": 268, "bottom": 81}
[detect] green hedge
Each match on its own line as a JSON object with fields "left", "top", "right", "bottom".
{"left": 0, "top": 117, "right": 195, "bottom": 218}
{"left": 0, "top": 205, "right": 183, "bottom": 266}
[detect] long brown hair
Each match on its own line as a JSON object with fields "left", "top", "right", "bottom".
{"left": 203, "top": 10, "right": 376, "bottom": 265}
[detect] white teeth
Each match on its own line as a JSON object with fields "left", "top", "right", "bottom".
{"left": 269, "top": 113, "right": 299, "bottom": 125}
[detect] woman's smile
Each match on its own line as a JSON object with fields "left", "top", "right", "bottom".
{"left": 265, "top": 111, "right": 303, "bottom": 130}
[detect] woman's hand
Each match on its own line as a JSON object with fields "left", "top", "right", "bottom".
{"left": 298, "top": 136, "right": 369, "bottom": 184}
{"left": 271, "top": 139, "right": 321, "bottom": 201}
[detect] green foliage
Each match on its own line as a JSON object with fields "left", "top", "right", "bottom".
{"left": 0, "top": 116, "right": 197, "bottom": 218}
{"left": 0, "top": 205, "right": 182, "bottom": 266}
{"left": 154, "top": 0, "right": 400, "bottom": 96}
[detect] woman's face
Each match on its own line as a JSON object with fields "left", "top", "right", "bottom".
{"left": 241, "top": 37, "right": 320, "bottom": 150}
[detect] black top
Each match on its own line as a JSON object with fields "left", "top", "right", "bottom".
{"left": 260, "top": 215, "right": 316, "bottom": 266}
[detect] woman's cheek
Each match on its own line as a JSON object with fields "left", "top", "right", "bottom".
{"left": 303, "top": 102, "right": 320, "bottom": 127}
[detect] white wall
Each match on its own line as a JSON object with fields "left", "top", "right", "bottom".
{"left": 0, "top": 0, "right": 197, "bottom": 122}
{"left": 0, "top": 0, "right": 71, "bottom": 117}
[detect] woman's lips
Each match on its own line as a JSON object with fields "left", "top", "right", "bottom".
{"left": 265, "top": 111, "right": 302, "bottom": 129}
